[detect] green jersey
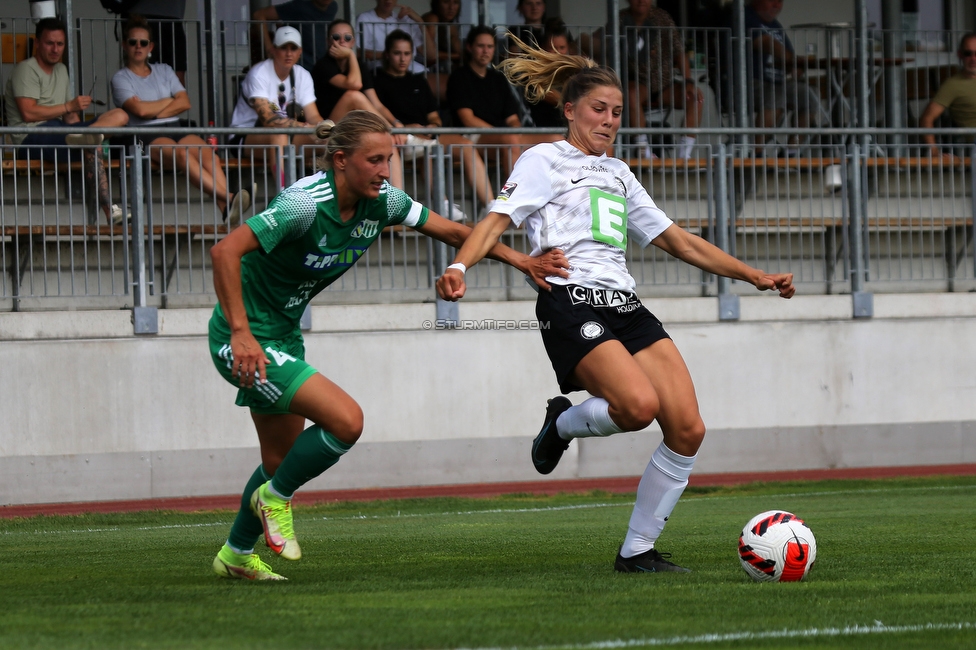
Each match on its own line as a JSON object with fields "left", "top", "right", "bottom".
{"left": 210, "top": 170, "right": 429, "bottom": 340}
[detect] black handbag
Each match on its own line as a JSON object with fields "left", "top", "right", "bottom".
{"left": 284, "top": 69, "right": 305, "bottom": 123}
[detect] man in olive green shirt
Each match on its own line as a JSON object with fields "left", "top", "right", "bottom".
{"left": 920, "top": 32, "right": 976, "bottom": 158}
{"left": 3, "top": 18, "right": 129, "bottom": 223}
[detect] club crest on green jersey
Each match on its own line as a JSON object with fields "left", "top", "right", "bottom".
{"left": 350, "top": 219, "right": 380, "bottom": 239}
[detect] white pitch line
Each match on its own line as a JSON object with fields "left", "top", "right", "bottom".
{"left": 454, "top": 621, "right": 976, "bottom": 650}
{"left": 320, "top": 502, "right": 626, "bottom": 522}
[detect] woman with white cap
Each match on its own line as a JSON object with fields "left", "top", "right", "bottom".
{"left": 229, "top": 26, "right": 326, "bottom": 188}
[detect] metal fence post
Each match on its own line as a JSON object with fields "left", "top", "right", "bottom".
{"left": 204, "top": 0, "right": 220, "bottom": 128}
{"left": 731, "top": 0, "right": 750, "bottom": 152}
{"left": 283, "top": 144, "right": 297, "bottom": 188}
{"left": 715, "top": 144, "right": 739, "bottom": 320}
{"left": 430, "top": 143, "right": 458, "bottom": 327}
{"left": 129, "top": 142, "right": 157, "bottom": 333}
{"left": 847, "top": 142, "right": 873, "bottom": 318}
{"left": 971, "top": 143, "right": 976, "bottom": 281}
{"left": 65, "top": 2, "right": 77, "bottom": 97}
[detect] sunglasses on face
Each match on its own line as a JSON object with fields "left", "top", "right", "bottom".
{"left": 331, "top": 33, "right": 354, "bottom": 42}
{"left": 127, "top": 39, "right": 150, "bottom": 47}
{"left": 278, "top": 83, "right": 287, "bottom": 108}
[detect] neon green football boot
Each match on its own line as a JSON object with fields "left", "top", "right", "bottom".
{"left": 212, "top": 544, "right": 287, "bottom": 581}
{"left": 250, "top": 482, "right": 302, "bottom": 560}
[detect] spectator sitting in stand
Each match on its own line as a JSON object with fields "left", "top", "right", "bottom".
{"left": 524, "top": 22, "right": 572, "bottom": 129}
{"left": 919, "top": 32, "right": 976, "bottom": 162}
{"left": 3, "top": 17, "right": 129, "bottom": 225}
{"left": 124, "top": 0, "right": 188, "bottom": 85}
{"left": 228, "top": 27, "right": 326, "bottom": 189}
{"left": 310, "top": 20, "right": 404, "bottom": 188}
{"left": 112, "top": 16, "right": 249, "bottom": 225}
{"left": 508, "top": 0, "right": 547, "bottom": 56}
{"left": 371, "top": 29, "right": 496, "bottom": 219}
{"left": 447, "top": 26, "right": 559, "bottom": 177}
{"left": 421, "top": 0, "right": 463, "bottom": 102}
{"left": 357, "top": 0, "right": 431, "bottom": 74}
{"left": 592, "top": 0, "right": 703, "bottom": 159}
{"left": 252, "top": 0, "right": 339, "bottom": 70}
{"left": 743, "top": 0, "right": 824, "bottom": 153}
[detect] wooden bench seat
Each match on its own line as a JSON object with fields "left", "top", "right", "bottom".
{"left": 1, "top": 158, "right": 124, "bottom": 175}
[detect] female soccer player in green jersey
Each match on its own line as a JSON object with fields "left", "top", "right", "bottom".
{"left": 209, "top": 110, "right": 569, "bottom": 580}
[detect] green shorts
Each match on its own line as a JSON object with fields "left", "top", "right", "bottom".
{"left": 209, "top": 328, "right": 318, "bottom": 414}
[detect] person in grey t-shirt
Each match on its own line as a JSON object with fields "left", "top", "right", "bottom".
{"left": 125, "top": 0, "right": 188, "bottom": 84}
{"left": 113, "top": 17, "right": 250, "bottom": 225}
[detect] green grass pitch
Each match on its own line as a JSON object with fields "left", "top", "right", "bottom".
{"left": 2, "top": 475, "right": 975, "bottom": 649}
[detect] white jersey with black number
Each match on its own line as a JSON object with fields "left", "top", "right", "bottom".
{"left": 489, "top": 141, "right": 673, "bottom": 293}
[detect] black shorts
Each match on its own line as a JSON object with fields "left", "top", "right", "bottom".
{"left": 536, "top": 284, "right": 671, "bottom": 394}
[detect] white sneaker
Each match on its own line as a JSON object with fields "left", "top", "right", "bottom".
{"left": 405, "top": 134, "right": 434, "bottom": 148}
{"left": 402, "top": 135, "right": 435, "bottom": 161}
{"left": 634, "top": 135, "right": 653, "bottom": 160}
{"left": 441, "top": 199, "right": 468, "bottom": 222}
{"left": 109, "top": 204, "right": 131, "bottom": 225}
{"left": 66, "top": 133, "right": 104, "bottom": 147}
{"left": 223, "top": 189, "right": 251, "bottom": 227}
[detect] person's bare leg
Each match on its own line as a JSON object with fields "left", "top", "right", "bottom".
{"left": 188, "top": 135, "right": 232, "bottom": 206}
{"left": 243, "top": 134, "right": 288, "bottom": 189}
{"left": 441, "top": 133, "right": 493, "bottom": 205}
{"left": 157, "top": 137, "right": 230, "bottom": 212}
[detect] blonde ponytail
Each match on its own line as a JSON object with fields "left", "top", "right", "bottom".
{"left": 313, "top": 111, "right": 388, "bottom": 171}
{"left": 498, "top": 33, "right": 621, "bottom": 117}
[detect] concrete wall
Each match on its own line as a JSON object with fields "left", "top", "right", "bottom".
{"left": 2, "top": 293, "right": 975, "bottom": 506}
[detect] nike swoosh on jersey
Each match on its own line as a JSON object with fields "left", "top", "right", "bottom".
{"left": 571, "top": 177, "right": 587, "bottom": 184}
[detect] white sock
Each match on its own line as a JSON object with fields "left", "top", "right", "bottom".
{"left": 679, "top": 135, "right": 696, "bottom": 160}
{"left": 619, "top": 442, "right": 696, "bottom": 558}
{"left": 266, "top": 482, "right": 291, "bottom": 501}
{"left": 555, "top": 397, "right": 625, "bottom": 440}
{"left": 226, "top": 542, "right": 252, "bottom": 555}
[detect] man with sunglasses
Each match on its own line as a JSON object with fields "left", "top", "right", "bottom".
{"left": 920, "top": 33, "right": 976, "bottom": 160}
{"left": 229, "top": 27, "right": 326, "bottom": 189}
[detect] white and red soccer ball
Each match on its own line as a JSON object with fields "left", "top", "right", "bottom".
{"left": 738, "top": 510, "right": 817, "bottom": 582}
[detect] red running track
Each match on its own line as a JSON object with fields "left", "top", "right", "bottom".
{"left": 2, "top": 463, "right": 975, "bottom": 518}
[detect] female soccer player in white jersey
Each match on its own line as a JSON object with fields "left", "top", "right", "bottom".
{"left": 436, "top": 39, "right": 795, "bottom": 573}
{"left": 208, "top": 110, "right": 568, "bottom": 580}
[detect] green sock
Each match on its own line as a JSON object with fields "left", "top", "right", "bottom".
{"left": 270, "top": 425, "right": 353, "bottom": 498}
{"left": 226, "top": 465, "right": 269, "bottom": 552}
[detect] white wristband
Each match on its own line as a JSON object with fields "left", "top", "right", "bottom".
{"left": 446, "top": 262, "right": 466, "bottom": 274}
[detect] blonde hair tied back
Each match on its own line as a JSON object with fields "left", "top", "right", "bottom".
{"left": 313, "top": 111, "right": 389, "bottom": 171}
{"left": 497, "top": 32, "right": 597, "bottom": 104}
{"left": 315, "top": 119, "right": 336, "bottom": 140}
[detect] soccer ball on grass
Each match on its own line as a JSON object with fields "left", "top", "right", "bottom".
{"left": 738, "top": 510, "right": 817, "bottom": 582}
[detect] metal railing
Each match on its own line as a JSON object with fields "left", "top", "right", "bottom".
{"left": 2, "top": 125, "right": 974, "bottom": 315}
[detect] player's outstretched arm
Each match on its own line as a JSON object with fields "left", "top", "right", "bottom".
{"left": 210, "top": 225, "right": 271, "bottom": 387}
{"left": 421, "top": 211, "right": 567, "bottom": 299}
{"left": 652, "top": 224, "right": 795, "bottom": 298}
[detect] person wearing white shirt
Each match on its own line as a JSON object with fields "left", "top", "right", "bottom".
{"left": 437, "top": 40, "right": 795, "bottom": 575}
{"left": 356, "top": 0, "right": 431, "bottom": 74}
{"left": 229, "top": 27, "right": 326, "bottom": 188}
